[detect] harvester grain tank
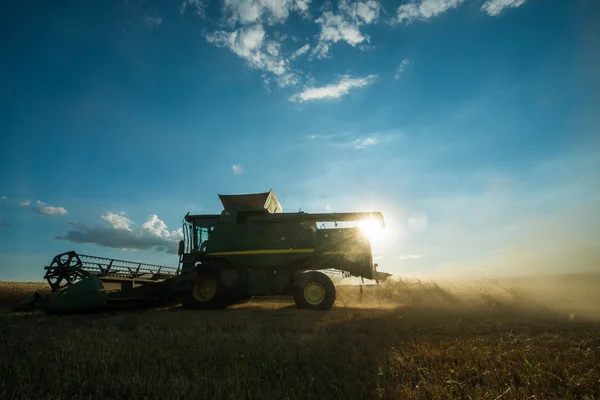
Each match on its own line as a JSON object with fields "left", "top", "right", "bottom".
{"left": 15, "top": 190, "right": 389, "bottom": 313}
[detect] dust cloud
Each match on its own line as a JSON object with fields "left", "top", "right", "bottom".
{"left": 357, "top": 144, "right": 600, "bottom": 323}
{"left": 332, "top": 272, "right": 600, "bottom": 322}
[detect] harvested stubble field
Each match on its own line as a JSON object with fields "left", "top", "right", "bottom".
{"left": 1, "top": 275, "right": 599, "bottom": 400}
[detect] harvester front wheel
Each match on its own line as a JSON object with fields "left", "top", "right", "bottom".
{"left": 293, "top": 271, "right": 336, "bottom": 310}
{"left": 183, "top": 265, "right": 230, "bottom": 310}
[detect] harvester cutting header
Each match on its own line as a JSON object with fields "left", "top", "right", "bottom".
{"left": 16, "top": 190, "right": 390, "bottom": 314}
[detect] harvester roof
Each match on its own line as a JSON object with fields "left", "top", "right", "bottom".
{"left": 218, "top": 189, "right": 282, "bottom": 213}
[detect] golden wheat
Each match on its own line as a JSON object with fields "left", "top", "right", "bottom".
{"left": 1, "top": 278, "right": 599, "bottom": 399}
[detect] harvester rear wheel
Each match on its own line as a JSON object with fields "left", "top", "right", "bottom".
{"left": 293, "top": 271, "right": 336, "bottom": 310}
{"left": 183, "top": 265, "right": 230, "bottom": 310}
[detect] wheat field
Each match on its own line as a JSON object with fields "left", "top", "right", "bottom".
{"left": 1, "top": 275, "right": 599, "bottom": 400}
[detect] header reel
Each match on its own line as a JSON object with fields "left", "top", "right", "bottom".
{"left": 44, "top": 251, "right": 90, "bottom": 291}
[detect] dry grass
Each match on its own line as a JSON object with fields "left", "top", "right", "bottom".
{"left": 0, "top": 281, "right": 51, "bottom": 306}
{"left": 1, "top": 277, "right": 599, "bottom": 400}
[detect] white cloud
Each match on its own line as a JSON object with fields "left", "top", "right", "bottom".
{"left": 56, "top": 213, "right": 184, "bottom": 254}
{"left": 222, "top": 0, "right": 311, "bottom": 25}
{"left": 179, "top": 0, "right": 208, "bottom": 17}
{"left": 308, "top": 134, "right": 335, "bottom": 140}
{"left": 340, "top": 0, "right": 381, "bottom": 24}
{"left": 1, "top": 197, "right": 67, "bottom": 216}
{"left": 32, "top": 201, "right": 67, "bottom": 216}
{"left": 351, "top": 136, "right": 378, "bottom": 148}
{"left": 394, "top": 0, "right": 465, "bottom": 24}
{"left": 273, "top": 30, "right": 288, "bottom": 42}
{"left": 142, "top": 15, "right": 163, "bottom": 28}
{"left": 345, "top": 133, "right": 397, "bottom": 148}
{"left": 314, "top": 12, "right": 365, "bottom": 54}
{"left": 394, "top": 254, "right": 423, "bottom": 259}
{"left": 290, "top": 43, "right": 310, "bottom": 60}
{"left": 395, "top": 58, "right": 410, "bottom": 79}
{"left": 306, "top": 132, "right": 397, "bottom": 149}
{"left": 294, "top": 0, "right": 311, "bottom": 16}
{"left": 481, "top": 0, "right": 526, "bottom": 16}
{"left": 312, "top": 0, "right": 381, "bottom": 59}
{"left": 266, "top": 41, "right": 280, "bottom": 56}
{"left": 206, "top": 24, "right": 299, "bottom": 87}
{"left": 223, "top": 0, "right": 268, "bottom": 24}
{"left": 289, "top": 74, "right": 377, "bottom": 102}
{"left": 142, "top": 214, "right": 178, "bottom": 239}
{"left": 102, "top": 212, "right": 132, "bottom": 230}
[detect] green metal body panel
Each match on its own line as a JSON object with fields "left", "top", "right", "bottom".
{"left": 43, "top": 276, "right": 107, "bottom": 314}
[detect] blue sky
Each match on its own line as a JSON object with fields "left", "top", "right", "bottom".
{"left": 1, "top": 0, "right": 599, "bottom": 281}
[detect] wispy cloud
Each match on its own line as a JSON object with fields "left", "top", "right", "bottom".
{"left": 189, "top": 0, "right": 530, "bottom": 89}
{"left": 220, "top": 0, "right": 311, "bottom": 26}
{"left": 1, "top": 197, "right": 67, "bottom": 216}
{"left": 312, "top": 0, "right": 381, "bottom": 59}
{"left": 290, "top": 43, "right": 310, "bottom": 60}
{"left": 350, "top": 136, "right": 379, "bottom": 148}
{"left": 395, "top": 58, "right": 410, "bottom": 79}
{"left": 343, "top": 0, "right": 381, "bottom": 24}
{"left": 179, "top": 0, "right": 208, "bottom": 17}
{"left": 481, "top": 0, "right": 526, "bottom": 16}
{"left": 55, "top": 212, "right": 184, "bottom": 254}
{"left": 393, "top": 0, "right": 465, "bottom": 24}
{"left": 289, "top": 74, "right": 377, "bottom": 102}
{"left": 0, "top": 221, "right": 11, "bottom": 228}
{"left": 307, "top": 132, "right": 397, "bottom": 149}
{"left": 394, "top": 254, "right": 423, "bottom": 259}
{"left": 308, "top": 134, "right": 336, "bottom": 140}
{"left": 206, "top": 24, "right": 299, "bottom": 87}
{"left": 201, "top": 1, "right": 311, "bottom": 88}
{"left": 32, "top": 201, "right": 68, "bottom": 216}
{"left": 294, "top": 0, "right": 312, "bottom": 18}
{"left": 142, "top": 15, "right": 163, "bottom": 28}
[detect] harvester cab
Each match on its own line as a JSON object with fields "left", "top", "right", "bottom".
{"left": 15, "top": 190, "right": 389, "bottom": 314}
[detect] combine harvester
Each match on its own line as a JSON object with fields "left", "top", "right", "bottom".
{"left": 15, "top": 190, "right": 390, "bottom": 314}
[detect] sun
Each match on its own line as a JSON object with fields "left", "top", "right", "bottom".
{"left": 356, "top": 219, "right": 386, "bottom": 243}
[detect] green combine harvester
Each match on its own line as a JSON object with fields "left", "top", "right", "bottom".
{"left": 15, "top": 190, "right": 390, "bottom": 314}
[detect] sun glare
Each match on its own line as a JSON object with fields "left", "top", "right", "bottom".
{"left": 357, "top": 219, "right": 386, "bottom": 243}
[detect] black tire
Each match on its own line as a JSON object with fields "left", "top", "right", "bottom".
{"left": 293, "top": 271, "right": 336, "bottom": 310}
{"left": 183, "top": 264, "right": 231, "bottom": 310}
